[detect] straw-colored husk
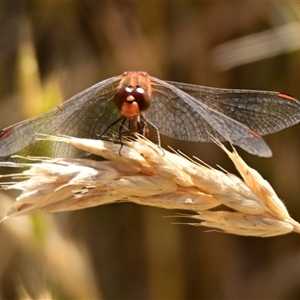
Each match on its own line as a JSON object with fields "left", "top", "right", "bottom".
{"left": 1, "top": 134, "right": 300, "bottom": 237}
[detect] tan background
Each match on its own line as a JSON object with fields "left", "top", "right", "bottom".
{"left": 1, "top": 2, "right": 300, "bottom": 299}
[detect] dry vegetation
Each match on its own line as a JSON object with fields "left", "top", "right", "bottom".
{"left": 2, "top": 135, "right": 300, "bottom": 238}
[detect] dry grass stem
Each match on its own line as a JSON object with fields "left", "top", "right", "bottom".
{"left": 1, "top": 134, "right": 300, "bottom": 237}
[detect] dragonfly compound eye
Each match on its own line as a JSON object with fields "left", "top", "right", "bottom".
{"left": 114, "top": 86, "right": 151, "bottom": 113}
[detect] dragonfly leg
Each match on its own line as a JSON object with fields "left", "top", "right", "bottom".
{"left": 135, "top": 115, "right": 148, "bottom": 137}
{"left": 117, "top": 118, "right": 130, "bottom": 154}
{"left": 141, "top": 115, "right": 164, "bottom": 156}
{"left": 141, "top": 115, "right": 161, "bottom": 146}
{"left": 98, "top": 116, "right": 125, "bottom": 140}
{"left": 118, "top": 117, "right": 147, "bottom": 154}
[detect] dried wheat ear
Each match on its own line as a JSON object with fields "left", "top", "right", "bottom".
{"left": 1, "top": 134, "right": 299, "bottom": 237}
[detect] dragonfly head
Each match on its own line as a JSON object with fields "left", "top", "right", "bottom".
{"left": 114, "top": 71, "right": 151, "bottom": 118}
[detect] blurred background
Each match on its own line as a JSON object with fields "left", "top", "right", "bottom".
{"left": 1, "top": 1, "right": 300, "bottom": 299}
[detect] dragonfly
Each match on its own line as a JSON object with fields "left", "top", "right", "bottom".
{"left": 1, "top": 71, "right": 300, "bottom": 160}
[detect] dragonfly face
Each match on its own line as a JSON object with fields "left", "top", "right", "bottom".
{"left": 114, "top": 71, "right": 152, "bottom": 118}
{"left": 1, "top": 71, "right": 300, "bottom": 160}
{"left": 109, "top": 72, "right": 153, "bottom": 139}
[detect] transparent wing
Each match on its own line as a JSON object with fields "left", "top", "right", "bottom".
{"left": 2, "top": 72, "right": 300, "bottom": 160}
{"left": 168, "top": 81, "right": 300, "bottom": 135}
{"left": 148, "top": 77, "right": 273, "bottom": 157}
{"left": 0, "top": 76, "right": 122, "bottom": 159}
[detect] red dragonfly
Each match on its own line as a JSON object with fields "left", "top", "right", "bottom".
{"left": 1, "top": 71, "right": 300, "bottom": 160}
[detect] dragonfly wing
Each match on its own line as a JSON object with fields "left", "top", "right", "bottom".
{"left": 0, "top": 76, "right": 121, "bottom": 159}
{"left": 149, "top": 77, "right": 272, "bottom": 156}
{"left": 168, "top": 81, "right": 300, "bottom": 135}
{"left": 146, "top": 90, "right": 227, "bottom": 142}
{"left": 0, "top": 109, "right": 70, "bottom": 160}
{"left": 195, "top": 105, "right": 272, "bottom": 157}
